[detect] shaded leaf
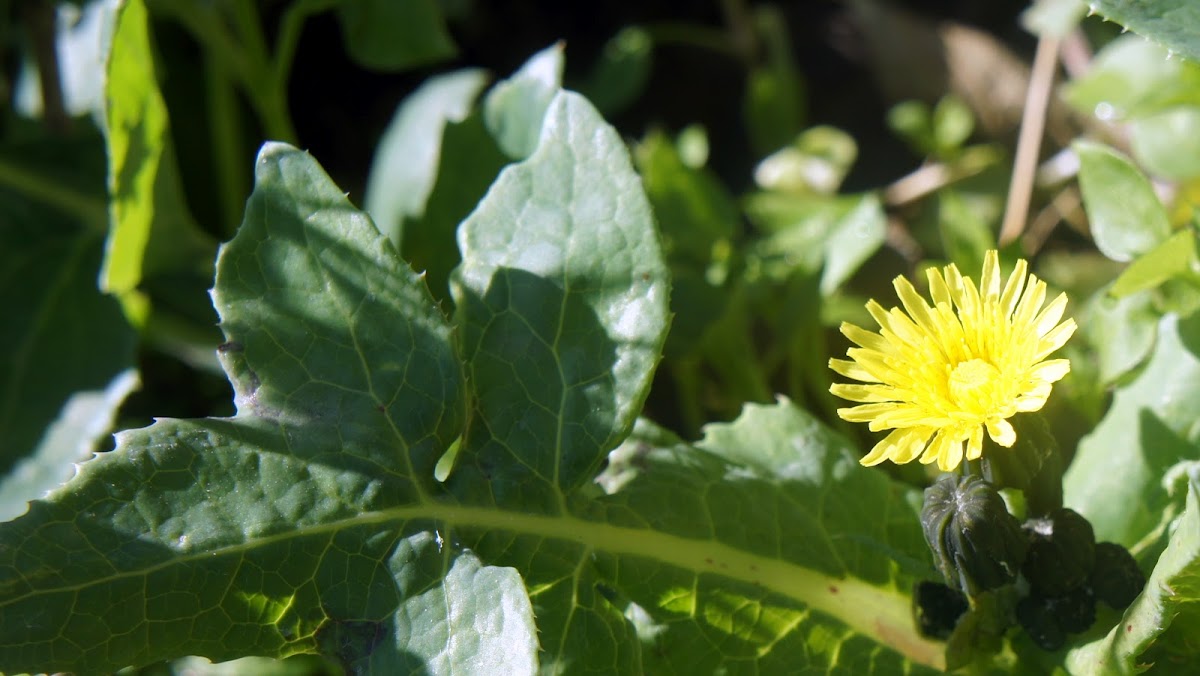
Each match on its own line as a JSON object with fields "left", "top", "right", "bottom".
{"left": 364, "top": 68, "right": 489, "bottom": 248}
{"left": 448, "top": 91, "right": 670, "bottom": 497}
{"left": 937, "top": 189, "right": 996, "bottom": 277}
{"left": 0, "top": 143, "right": 466, "bottom": 672}
{"left": 590, "top": 401, "right": 944, "bottom": 672}
{"left": 335, "top": 0, "right": 456, "bottom": 71}
{"left": 747, "top": 192, "right": 886, "bottom": 295}
{"left": 576, "top": 26, "right": 653, "bottom": 116}
{"left": 0, "top": 369, "right": 138, "bottom": 523}
{"left": 635, "top": 130, "right": 737, "bottom": 358}
{"left": 0, "top": 228, "right": 135, "bottom": 478}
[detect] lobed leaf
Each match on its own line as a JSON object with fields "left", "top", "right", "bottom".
{"left": 0, "top": 143, "right": 467, "bottom": 673}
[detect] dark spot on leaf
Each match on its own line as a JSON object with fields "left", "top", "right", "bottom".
{"left": 217, "top": 341, "right": 243, "bottom": 353}
{"left": 1127, "top": 624, "right": 1133, "bottom": 633}
{"left": 705, "top": 557, "right": 713, "bottom": 565}
{"left": 376, "top": 404, "right": 386, "bottom": 413}
{"left": 829, "top": 585, "right": 839, "bottom": 594}
{"left": 595, "top": 582, "right": 618, "bottom": 603}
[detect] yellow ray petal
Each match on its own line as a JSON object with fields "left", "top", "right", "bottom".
{"left": 986, "top": 418, "right": 1016, "bottom": 447}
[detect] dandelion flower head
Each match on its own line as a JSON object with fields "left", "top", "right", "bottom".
{"left": 830, "top": 251, "right": 1076, "bottom": 472}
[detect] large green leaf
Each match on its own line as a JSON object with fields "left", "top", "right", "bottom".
{"left": 0, "top": 94, "right": 945, "bottom": 674}
{"left": 1065, "top": 313, "right": 1200, "bottom": 549}
{"left": 587, "top": 402, "right": 943, "bottom": 673}
{"left": 1091, "top": 0, "right": 1200, "bottom": 65}
{"left": 1067, "top": 465, "right": 1200, "bottom": 673}
{"left": 0, "top": 143, "right": 473, "bottom": 673}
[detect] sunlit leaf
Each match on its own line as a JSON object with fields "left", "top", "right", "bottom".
{"left": 1091, "top": 0, "right": 1200, "bottom": 65}
{"left": 1075, "top": 140, "right": 1171, "bottom": 262}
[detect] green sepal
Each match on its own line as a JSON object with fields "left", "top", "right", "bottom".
{"left": 983, "top": 413, "right": 1064, "bottom": 517}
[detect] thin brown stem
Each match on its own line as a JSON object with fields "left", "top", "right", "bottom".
{"left": 23, "top": 0, "right": 69, "bottom": 132}
{"left": 999, "top": 35, "right": 1061, "bottom": 246}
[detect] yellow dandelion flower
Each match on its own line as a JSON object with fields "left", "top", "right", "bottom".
{"left": 830, "top": 250, "right": 1076, "bottom": 472}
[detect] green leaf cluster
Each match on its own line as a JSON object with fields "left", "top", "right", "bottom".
{"left": 8, "top": 0, "right": 1200, "bottom": 673}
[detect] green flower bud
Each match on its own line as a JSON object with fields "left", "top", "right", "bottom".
{"left": 1016, "top": 595, "right": 1064, "bottom": 651}
{"left": 1090, "top": 542, "right": 1145, "bottom": 610}
{"left": 982, "top": 413, "right": 1063, "bottom": 517}
{"left": 1022, "top": 508, "right": 1095, "bottom": 596}
{"left": 921, "top": 474, "right": 1028, "bottom": 595}
{"left": 1048, "top": 585, "right": 1096, "bottom": 634}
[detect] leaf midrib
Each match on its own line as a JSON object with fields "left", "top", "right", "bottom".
{"left": 5, "top": 501, "right": 943, "bottom": 669}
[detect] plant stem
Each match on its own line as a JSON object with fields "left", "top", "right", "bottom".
{"left": 274, "top": 0, "right": 340, "bottom": 88}
{"left": 0, "top": 158, "right": 108, "bottom": 230}
{"left": 204, "top": 52, "right": 245, "bottom": 236}
{"left": 147, "top": 0, "right": 297, "bottom": 144}
{"left": 999, "top": 34, "right": 1061, "bottom": 246}
{"left": 22, "top": 0, "right": 70, "bottom": 133}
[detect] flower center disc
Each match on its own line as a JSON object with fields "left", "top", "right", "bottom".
{"left": 948, "top": 358, "right": 1000, "bottom": 411}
